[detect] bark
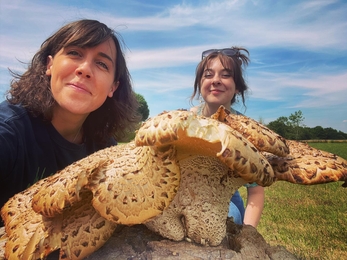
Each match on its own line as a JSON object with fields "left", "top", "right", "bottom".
{"left": 85, "top": 220, "right": 297, "bottom": 260}
{"left": 0, "top": 221, "right": 297, "bottom": 260}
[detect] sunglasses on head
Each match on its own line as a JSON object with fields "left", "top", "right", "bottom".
{"left": 201, "top": 48, "right": 239, "bottom": 60}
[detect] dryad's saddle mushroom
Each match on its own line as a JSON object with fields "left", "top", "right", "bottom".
{"left": 1, "top": 106, "right": 346, "bottom": 259}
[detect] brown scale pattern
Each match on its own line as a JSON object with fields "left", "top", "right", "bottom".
{"left": 136, "top": 109, "right": 276, "bottom": 186}
{"left": 211, "top": 106, "right": 290, "bottom": 157}
{"left": 1, "top": 179, "right": 62, "bottom": 259}
{"left": 31, "top": 143, "right": 180, "bottom": 225}
{"left": 1, "top": 142, "right": 180, "bottom": 259}
{"left": 1, "top": 107, "right": 346, "bottom": 259}
{"left": 264, "top": 140, "right": 347, "bottom": 185}
{"left": 145, "top": 155, "right": 248, "bottom": 246}
{"left": 59, "top": 191, "right": 117, "bottom": 260}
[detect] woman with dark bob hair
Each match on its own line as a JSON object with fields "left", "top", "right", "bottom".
{"left": 0, "top": 19, "right": 139, "bottom": 209}
{"left": 190, "top": 47, "right": 265, "bottom": 228}
{"left": 190, "top": 47, "right": 249, "bottom": 110}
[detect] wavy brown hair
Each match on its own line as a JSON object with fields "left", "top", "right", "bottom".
{"left": 7, "top": 19, "right": 140, "bottom": 145}
{"left": 190, "top": 46, "right": 250, "bottom": 107}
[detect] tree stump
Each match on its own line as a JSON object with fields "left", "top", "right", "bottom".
{"left": 85, "top": 220, "right": 297, "bottom": 260}
{"left": 0, "top": 221, "right": 297, "bottom": 260}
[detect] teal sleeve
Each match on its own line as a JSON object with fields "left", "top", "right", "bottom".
{"left": 244, "top": 182, "right": 258, "bottom": 188}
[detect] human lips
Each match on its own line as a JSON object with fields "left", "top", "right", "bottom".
{"left": 210, "top": 89, "right": 224, "bottom": 94}
{"left": 68, "top": 82, "right": 91, "bottom": 94}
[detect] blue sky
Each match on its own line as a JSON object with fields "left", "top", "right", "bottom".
{"left": 1, "top": 0, "right": 347, "bottom": 133}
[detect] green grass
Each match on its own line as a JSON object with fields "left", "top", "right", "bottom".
{"left": 309, "top": 142, "right": 347, "bottom": 159}
{"left": 240, "top": 142, "right": 347, "bottom": 260}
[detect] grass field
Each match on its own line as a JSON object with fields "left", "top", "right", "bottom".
{"left": 240, "top": 142, "right": 347, "bottom": 260}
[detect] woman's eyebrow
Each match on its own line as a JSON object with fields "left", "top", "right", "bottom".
{"left": 98, "top": 52, "right": 115, "bottom": 65}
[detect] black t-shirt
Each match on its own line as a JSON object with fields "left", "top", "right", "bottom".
{"left": 0, "top": 101, "right": 116, "bottom": 209}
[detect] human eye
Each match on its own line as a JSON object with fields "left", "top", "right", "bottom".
{"left": 203, "top": 70, "right": 213, "bottom": 78}
{"left": 221, "top": 70, "right": 232, "bottom": 78}
{"left": 67, "top": 50, "right": 79, "bottom": 55}
{"left": 96, "top": 61, "right": 109, "bottom": 70}
{"left": 65, "top": 47, "right": 82, "bottom": 57}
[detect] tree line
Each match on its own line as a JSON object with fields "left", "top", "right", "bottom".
{"left": 266, "top": 110, "right": 347, "bottom": 140}
{"left": 128, "top": 95, "right": 347, "bottom": 141}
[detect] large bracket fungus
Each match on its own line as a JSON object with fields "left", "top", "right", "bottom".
{"left": 1, "top": 106, "right": 346, "bottom": 259}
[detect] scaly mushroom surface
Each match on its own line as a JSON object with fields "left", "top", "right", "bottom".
{"left": 1, "top": 106, "right": 346, "bottom": 259}
{"left": 139, "top": 108, "right": 347, "bottom": 246}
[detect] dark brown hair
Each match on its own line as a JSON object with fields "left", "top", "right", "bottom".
{"left": 190, "top": 46, "right": 250, "bottom": 107}
{"left": 7, "top": 19, "right": 139, "bottom": 144}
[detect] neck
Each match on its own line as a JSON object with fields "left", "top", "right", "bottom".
{"left": 202, "top": 103, "right": 231, "bottom": 117}
{"left": 72, "top": 126, "right": 82, "bottom": 144}
{"left": 51, "top": 110, "right": 86, "bottom": 144}
{"left": 52, "top": 122, "right": 83, "bottom": 144}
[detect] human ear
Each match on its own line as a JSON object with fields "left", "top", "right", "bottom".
{"left": 108, "top": 81, "right": 119, "bottom": 97}
{"left": 45, "top": 55, "right": 53, "bottom": 76}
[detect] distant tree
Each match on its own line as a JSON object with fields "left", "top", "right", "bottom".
{"left": 267, "top": 116, "right": 290, "bottom": 137}
{"left": 300, "top": 127, "right": 312, "bottom": 140}
{"left": 288, "top": 110, "right": 305, "bottom": 140}
{"left": 325, "top": 127, "right": 338, "bottom": 139}
{"left": 118, "top": 93, "right": 149, "bottom": 143}
{"left": 315, "top": 127, "right": 347, "bottom": 140}
{"left": 336, "top": 130, "right": 347, "bottom": 139}
{"left": 267, "top": 111, "right": 347, "bottom": 140}
{"left": 311, "top": 126, "right": 326, "bottom": 139}
{"left": 258, "top": 116, "right": 265, "bottom": 125}
{"left": 136, "top": 93, "right": 149, "bottom": 121}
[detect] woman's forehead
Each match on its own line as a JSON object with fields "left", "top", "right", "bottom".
{"left": 205, "top": 57, "right": 233, "bottom": 70}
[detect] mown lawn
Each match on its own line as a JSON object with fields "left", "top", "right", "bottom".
{"left": 240, "top": 142, "right": 347, "bottom": 260}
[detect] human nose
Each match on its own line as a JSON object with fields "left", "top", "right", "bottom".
{"left": 212, "top": 74, "right": 221, "bottom": 85}
{"left": 75, "top": 60, "right": 92, "bottom": 79}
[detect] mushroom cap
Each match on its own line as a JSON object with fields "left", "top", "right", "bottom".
{"left": 211, "top": 106, "right": 289, "bottom": 157}
{"left": 1, "top": 181, "right": 117, "bottom": 259}
{"left": 136, "top": 109, "right": 275, "bottom": 186}
{"left": 32, "top": 142, "right": 181, "bottom": 225}
{"left": 59, "top": 191, "right": 117, "bottom": 259}
{"left": 265, "top": 140, "right": 347, "bottom": 185}
{"left": 0, "top": 179, "right": 62, "bottom": 259}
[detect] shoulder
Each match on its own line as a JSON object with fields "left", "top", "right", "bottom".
{"left": 0, "top": 101, "right": 28, "bottom": 122}
{"left": 0, "top": 101, "right": 41, "bottom": 152}
{"left": 230, "top": 107, "right": 243, "bottom": 116}
{"left": 0, "top": 102, "right": 35, "bottom": 184}
{"left": 190, "top": 104, "right": 204, "bottom": 115}
{"left": 190, "top": 106, "right": 199, "bottom": 114}
{"left": 0, "top": 101, "right": 33, "bottom": 135}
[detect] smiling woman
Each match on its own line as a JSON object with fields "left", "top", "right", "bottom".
{"left": 189, "top": 47, "right": 265, "bottom": 229}
{"left": 0, "top": 19, "right": 140, "bottom": 212}
{"left": 47, "top": 39, "right": 119, "bottom": 129}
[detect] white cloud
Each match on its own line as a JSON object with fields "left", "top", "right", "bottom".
{"left": 1, "top": 0, "right": 346, "bottom": 132}
{"left": 250, "top": 71, "right": 347, "bottom": 107}
{"left": 126, "top": 46, "right": 200, "bottom": 70}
